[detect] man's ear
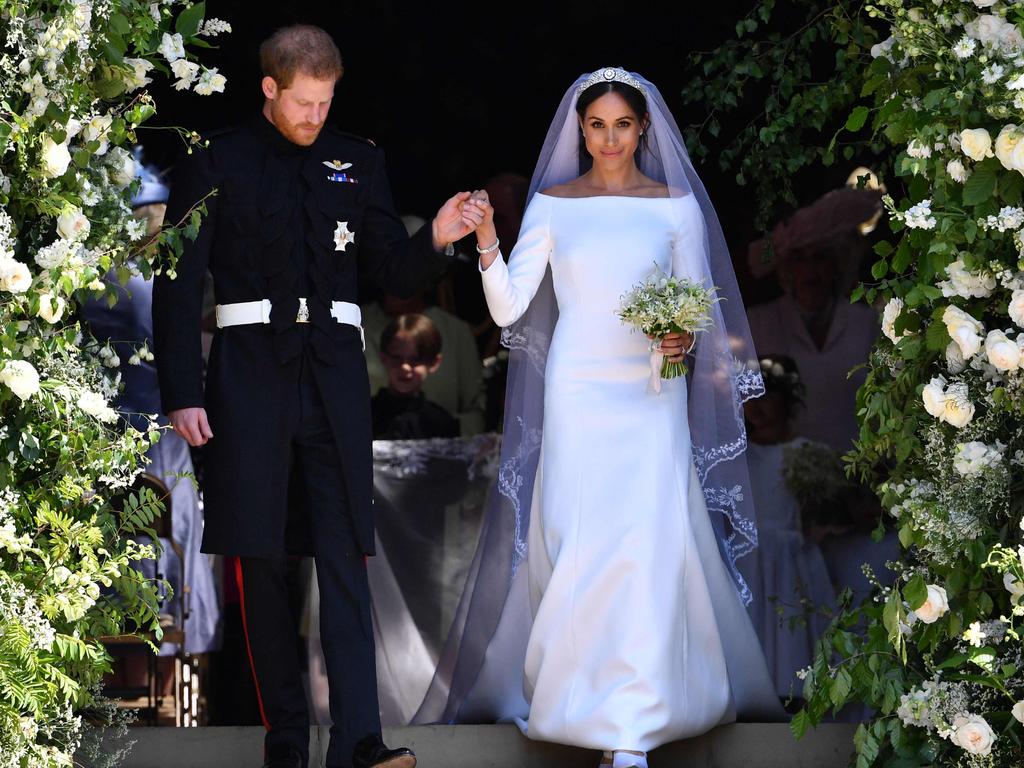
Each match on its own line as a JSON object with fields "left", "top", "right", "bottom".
{"left": 428, "top": 354, "right": 443, "bottom": 374}
{"left": 261, "top": 76, "right": 279, "bottom": 101}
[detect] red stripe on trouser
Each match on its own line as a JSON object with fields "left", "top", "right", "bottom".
{"left": 234, "top": 557, "right": 272, "bottom": 732}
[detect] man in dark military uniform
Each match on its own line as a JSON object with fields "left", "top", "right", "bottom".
{"left": 152, "top": 24, "right": 488, "bottom": 768}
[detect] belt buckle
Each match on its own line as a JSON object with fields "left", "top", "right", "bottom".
{"left": 296, "top": 297, "right": 310, "bottom": 324}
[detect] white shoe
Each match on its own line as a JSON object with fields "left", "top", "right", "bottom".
{"left": 612, "top": 752, "right": 648, "bottom": 768}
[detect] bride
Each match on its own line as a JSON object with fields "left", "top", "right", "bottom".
{"left": 415, "top": 68, "right": 782, "bottom": 768}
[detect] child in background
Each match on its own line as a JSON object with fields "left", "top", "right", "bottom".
{"left": 743, "top": 354, "right": 837, "bottom": 700}
{"left": 372, "top": 314, "right": 459, "bottom": 440}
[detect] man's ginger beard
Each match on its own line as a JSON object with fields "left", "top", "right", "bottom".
{"left": 267, "top": 97, "right": 324, "bottom": 146}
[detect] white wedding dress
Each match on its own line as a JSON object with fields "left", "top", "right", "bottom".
{"left": 479, "top": 192, "right": 781, "bottom": 752}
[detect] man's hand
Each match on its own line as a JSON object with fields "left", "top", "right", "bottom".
{"left": 649, "top": 331, "right": 694, "bottom": 363}
{"left": 432, "top": 191, "right": 478, "bottom": 251}
{"left": 169, "top": 407, "right": 214, "bottom": 447}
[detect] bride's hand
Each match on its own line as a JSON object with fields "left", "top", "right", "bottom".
{"left": 465, "top": 189, "right": 501, "bottom": 268}
{"left": 650, "top": 331, "right": 694, "bottom": 363}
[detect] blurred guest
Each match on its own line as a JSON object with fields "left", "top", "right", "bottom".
{"left": 746, "top": 186, "right": 883, "bottom": 452}
{"left": 743, "top": 355, "right": 836, "bottom": 699}
{"left": 363, "top": 215, "right": 485, "bottom": 435}
{"left": 372, "top": 314, "right": 459, "bottom": 440}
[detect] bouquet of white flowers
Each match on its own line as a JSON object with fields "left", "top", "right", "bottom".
{"left": 617, "top": 267, "right": 718, "bottom": 390}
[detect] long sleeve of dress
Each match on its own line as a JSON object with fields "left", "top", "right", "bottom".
{"left": 479, "top": 194, "right": 553, "bottom": 327}
{"left": 670, "top": 194, "right": 708, "bottom": 282}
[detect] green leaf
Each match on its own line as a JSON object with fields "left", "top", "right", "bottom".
{"left": 903, "top": 576, "right": 927, "bottom": 611}
{"left": 109, "top": 12, "right": 131, "bottom": 35}
{"left": 925, "top": 319, "right": 951, "bottom": 351}
{"left": 845, "top": 106, "right": 870, "bottom": 132}
{"left": 790, "top": 709, "right": 811, "bottom": 740}
{"left": 871, "top": 259, "right": 888, "bottom": 279}
{"left": 175, "top": 1, "right": 206, "bottom": 38}
{"left": 963, "top": 160, "right": 998, "bottom": 206}
{"left": 831, "top": 666, "right": 852, "bottom": 707}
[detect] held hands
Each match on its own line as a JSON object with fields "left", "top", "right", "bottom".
{"left": 430, "top": 189, "right": 497, "bottom": 257}
{"left": 169, "top": 407, "right": 214, "bottom": 447}
{"left": 464, "top": 190, "right": 500, "bottom": 268}
{"left": 648, "top": 332, "right": 694, "bottom": 364}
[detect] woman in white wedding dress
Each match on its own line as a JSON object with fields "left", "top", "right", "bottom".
{"left": 415, "top": 69, "right": 782, "bottom": 768}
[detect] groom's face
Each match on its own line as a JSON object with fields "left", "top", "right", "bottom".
{"left": 262, "top": 72, "right": 336, "bottom": 146}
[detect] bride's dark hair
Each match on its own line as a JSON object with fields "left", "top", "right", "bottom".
{"left": 575, "top": 80, "right": 651, "bottom": 166}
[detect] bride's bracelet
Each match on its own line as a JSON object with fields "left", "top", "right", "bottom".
{"left": 476, "top": 238, "right": 500, "bottom": 255}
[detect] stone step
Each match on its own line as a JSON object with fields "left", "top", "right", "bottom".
{"left": 109, "top": 724, "right": 857, "bottom": 768}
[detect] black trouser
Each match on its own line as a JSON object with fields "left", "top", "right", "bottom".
{"left": 236, "top": 353, "right": 380, "bottom": 768}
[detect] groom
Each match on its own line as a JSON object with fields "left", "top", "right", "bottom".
{"left": 153, "top": 24, "right": 486, "bottom": 768}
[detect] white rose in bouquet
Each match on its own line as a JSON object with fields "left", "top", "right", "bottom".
{"left": 1003, "top": 572, "right": 1024, "bottom": 606}
{"left": 950, "top": 714, "right": 996, "bottom": 756}
{"left": 77, "top": 390, "right": 117, "bottom": 423}
{"left": 913, "top": 584, "right": 949, "bottom": 623}
{"left": 985, "top": 329, "right": 1021, "bottom": 370}
{"left": 960, "top": 128, "right": 994, "bottom": 161}
{"left": 82, "top": 114, "right": 113, "bottom": 156}
{"left": 36, "top": 293, "right": 65, "bottom": 324}
{"left": 1009, "top": 289, "right": 1024, "bottom": 328}
{"left": 996, "top": 125, "right": 1024, "bottom": 171}
{"left": 0, "top": 359, "right": 40, "bottom": 400}
{"left": 1012, "top": 700, "right": 1024, "bottom": 724}
{"left": 943, "top": 382, "right": 975, "bottom": 428}
{"left": 946, "top": 159, "right": 969, "bottom": 183}
{"left": 40, "top": 135, "right": 72, "bottom": 178}
{"left": 882, "top": 297, "right": 912, "bottom": 343}
{"left": 922, "top": 376, "right": 949, "bottom": 418}
{"left": 966, "top": 14, "right": 1007, "bottom": 47}
{"left": 938, "top": 259, "right": 995, "bottom": 299}
{"left": 56, "top": 207, "right": 90, "bottom": 241}
{"left": 973, "top": 0, "right": 998, "bottom": 7}
{"left": 107, "top": 147, "right": 136, "bottom": 188}
{"left": 0, "top": 258, "right": 31, "bottom": 293}
{"left": 943, "top": 305, "right": 985, "bottom": 358}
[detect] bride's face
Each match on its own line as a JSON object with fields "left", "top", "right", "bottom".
{"left": 579, "top": 92, "right": 646, "bottom": 170}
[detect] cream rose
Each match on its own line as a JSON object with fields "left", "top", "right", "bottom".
{"left": 943, "top": 382, "right": 975, "bottom": 428}
{"left": 1003, "top": 572, "right": 1024, "bottom": 606}
{"left": 1009, "top": 289, "right": 1024, "bottom": 329}
{"left": 82, "top": 114, "right": 113, "bottom": 156}
{"left": 882, "top": 297, "right": 912, "bottom": 344}
{"left": 0, "top": 259, "right": 31, "bottom": 294}
{"left": 1012, "top": 700, "right": 1024, "bottom": 724}
{"left": 107, "top": 147, "right": 136, "bottom": 188}
{"left": 943, "top": 305, "right": 985, "bottom": 359}
{"left": 922, "top": 377, "right": 949, "bottom": 419}
{"left": 56, "top": 207, "right": 90, "bottom": 241}
{"left": 966, "top": 14, "right": 1006, "bottom": 46}
{"left": 950, "top": 714, "right": 995, "bottom": 756}
{"left": 36, "top": 293, "right": 65, "bottom": 324}
{"left": 960, "top": 128, "right": 994, "bottom": 162}
{"left": 0, "top": 359, "right": 40, "bottom": 401}
{"left": 40, "top": 135, "right": 72, "bottom": 179}
{"left": 996, "top": 125, "right": 1024, "bottom": 172}
{"left": 985, "top": 329, "right": 1021, "bottom": 371}
{"left": 913, "top": 584, "right": 949, "bottom": 624}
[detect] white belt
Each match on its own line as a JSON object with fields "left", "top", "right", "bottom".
{"left": 215, "top": 298, "right": 365, "bottom": 349}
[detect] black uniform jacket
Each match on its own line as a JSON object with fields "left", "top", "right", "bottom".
{"left": 152, "top": 115, "right": 452, "bottom": 557}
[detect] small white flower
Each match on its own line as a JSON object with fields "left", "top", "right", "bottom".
{"left": 907, "top": 139, "right": 932, "bottom": 158}
{"left": 982, "top": 63, "right": 1005, "bottom": 84}
{"left": 871, "top": 36, "right": 896, "bottom": 60}
{"left": 954, "top": 441, "right": 1003, "bottom": 476}
{"left": 170, "top": 58, "right": 199, "bottom": 91}
{"left": 77, "top": 390, "right": 117, "bottom": 423}
{"left": 953, "top": 35, "right": 978, "bottom": 59}
{"left": 946, "top": 159, "right": 969, "bottom": 183}
{"left": 193, "top": 67, "right": 227, "bottom": 96}
{"left": 159, "top": 32, "right": 185, "bottom": 63}
{"left": 199, "top": 18, "right": 232, "bottom": 36}
{"left": 0, "top": 360, "right": 40, "bottom": 401}
{"left": 123, "top": 57, "right": 153, "bottom": 91}
{"left": 1008, "top": 73, "right": 1024, "bottom": 90}
{"left": 1003, "top": 572, "right": 1024, "bottom": 606}
{"left": 905, "top": 199, "right": 937, "bottom": 230}
{"left": 149, "top": 2, "right": 161, "bottom": 22}
{"left": 964, "top": 621, "right": 988, "bottom": 647}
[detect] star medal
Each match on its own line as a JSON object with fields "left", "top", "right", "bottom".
{"left": 333, "top": 221, "right": 356, "bottom": 251}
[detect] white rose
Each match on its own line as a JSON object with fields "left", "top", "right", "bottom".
{"left": 1000, "top": 22, "right": 1024, "bottom": 54}
{"left": 946, "top": 341, "right": 967, "bottom": 374}
{"left": 913, "top": 584, "right": 949, "bottom": 624}
{"left": 943, "top": 382, "right": 975, "bottom": 428}
{"left": 82, "top": 114, "right": 112, "bottom": 156}
{"left": 1009, "top": 289, "right": 1024, "bottom": 329}
{"left": 922, "top": 376, "right": 949, "bottom": 419}
{"left": 973, "top": 0, "right": 998, "bottom": 6}
{"left": 966, "top": 14, "right": 1006, "bottom": 46}
{"left": 996, "top": 125, "right": 1024, "bottom": 171}
{"left": 107, "top": 147, "right": 136, "bottom": 188}
{"left": 1003, "top": 572, "right": 1024, "bottom": 606}
{"left": 950, "top": 714, "right": 996, "bottom": 756}
{"left": 947, "top": 159, "right": 969, "bottom": 183}
{"left": 882, "top": 297, "right": 912, "bottom": 343}
{"left": 39, "top": 135, "right": 72, "bottom": 178}
{"left": 159, "top": 32, "right": 185, "bottom": 63}
{"left": 985, "top": 329, "right": 1022, "bottom": 371}
{"left": 0, "top": 359, "right": 40, "bottom": 401}
{"left": 960, "top": 128, "right": 994, "bottom": 162}
{"left": 1012, "top": 700, "right": 1024, "bottom": 724}
{"left": 77, "top": 390, "right": 117, "bottom": 423}
{"left": 36, "top": 292, "right": 66, "bottom": 324}
{"left": 943, "top": 305, "right": 985, "bottom": 358}
{"left": 0, "top": 259, "right": 31, "bottom": 293}
{"left": 56, "top": 207, "right": 90, "bottom": 241}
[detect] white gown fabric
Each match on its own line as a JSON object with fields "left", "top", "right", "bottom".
{"left": 479, "top": 192, "right": 780, "bottom": 751}
{"left": 744, "top": 440, "right": 836, "bottom": 698}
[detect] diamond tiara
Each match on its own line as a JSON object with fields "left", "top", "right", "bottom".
{"left": 577, "top": 67, "right": 645, "bottom": 95}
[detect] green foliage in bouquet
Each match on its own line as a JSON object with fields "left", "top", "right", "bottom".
{"left": 688, "top": 1, "right": 1024, "bottom": 766}
{"left": 0, "top": 2, "right": 228, "bottom": 765}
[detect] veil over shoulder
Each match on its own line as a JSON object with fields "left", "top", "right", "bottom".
{"left": 413, "top": 68, "right": 767, "bottom": 726}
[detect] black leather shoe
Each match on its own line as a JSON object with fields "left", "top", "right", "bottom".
{"left": 352, "top": 734, "right": 416, "bottom": 768}
{"left": 261, "top": 747, "right": 305, "bottom": 768}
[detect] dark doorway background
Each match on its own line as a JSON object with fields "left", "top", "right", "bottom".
{"left": 143, "top": 1, "right": 858, "bottom": 300}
